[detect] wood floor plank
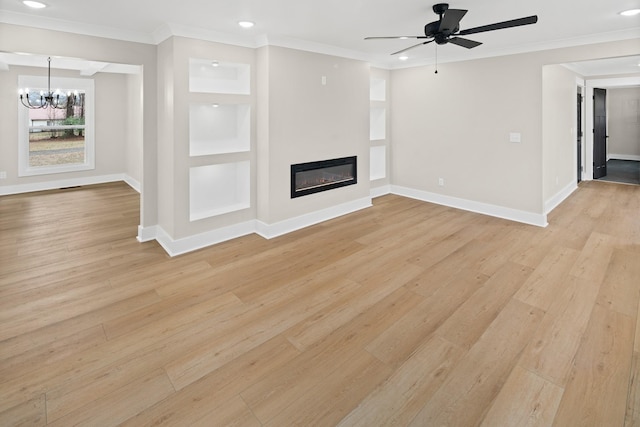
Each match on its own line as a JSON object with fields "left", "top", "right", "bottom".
{"left": 625, "top": 352, "right": 640, "bottom": 426}
{"left": 480, "top": 365, "right": 564, "bottom": 426}
{"left": 366, "top": 268, "right": 487, "bottom": 365}
{"left": 518, "top": 275, "right": 601, "bottom": 386}
{"left": 0, "top": 180, "right": 638, "bottom": 425}
{"left": 338, "top": 336, "right": 465, "bottom": 426}
{"left": 435, "top": 262, "right": 534, "bottom": 349}
{"left": 409, "top": 298, "right": 545, "bottom": 426}
{"left": 0, "top": 395, "right": 46, "bottom": 427}
{"left": 46, "top": 369, "right": 175, "bottom": 427}
{"left": 513, "top": 245, "right": 581, "bottom": 311}
{"left": 119, "top": 335, "right": 299, "bottom": 427}
{"left": 262, "top": 350, "right": 392, "bottom": 427}
{"left": 240, "top": 287, "right": 422, "bottom": 424}
{"left": 596, "top": 249, "right": 640, "bottom": 317}
{"left": 553, "top": 305, "right": 635, "bottom": 426}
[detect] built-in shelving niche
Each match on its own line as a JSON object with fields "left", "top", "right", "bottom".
{"left": 370, "top": 107, "right": 386, "bottom": 141}
{"left": 370, "top": 78, "right": 386, "bottom": 102}
{"left": 370, "top": 146, "right": 386, "bottom": 180}
{"left": 189, "top": 103, "right": 251, "bottom": 156}
{"left": 189, "top": 161, "right": 251, "bottom": 221}
{"left": 189, "top": 59, "right": 250, "bottom": 95}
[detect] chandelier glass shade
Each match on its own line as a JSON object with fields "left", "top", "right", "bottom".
{"left": 18, "top": 57, "right": 79, "bottom": 109}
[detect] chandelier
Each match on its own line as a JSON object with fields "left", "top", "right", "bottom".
{"left": 18, "top": 57, "right": 78, "bottom": 109}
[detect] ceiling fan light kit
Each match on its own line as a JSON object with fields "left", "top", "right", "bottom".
{"left": 365, "top": 3, "right": 538, "bottom": 57}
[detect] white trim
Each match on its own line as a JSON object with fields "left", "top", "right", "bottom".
{"left": 370, "top": 185, "right": 391, "bottom": 198}
{"left": 609, "top": 154, "right": 640, "bottom": 162}
{"left": 123, "top": 174, "right": 141, "bottom": 193}
{"left": 545, "top": 181, "right": 578, "bottom": 214}
{"left": 2, "top": 10, "right": 638, "bottom": 70}
{"left": 18, "top": 75, "right": 95, "bottom": 177}
{"left": 137, "top": 225, "right": 158, "bottom": 243}
{"left": 154, "top": 222, "right": 256, "bottom": 257}
{"left": 0, "top": 173, "right": 131, "bottom": 196}
{"left": 390, "top": 185, "right": 548, "bottom": 227}
{"left": 255, "top": 197, "right": 372, "bottom": 240}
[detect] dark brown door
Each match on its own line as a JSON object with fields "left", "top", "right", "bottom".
{"left": 577, "top": 92, "right": 582, "bottom": 183}
{"left": 593, "top": 88, "right": 607, "bottom": 179}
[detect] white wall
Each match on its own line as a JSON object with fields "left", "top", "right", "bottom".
{"left": 158, "top": 36, "right": 257, "bottom": 240}
{"left": 542, "top": 65, "right": 580, "bottom": 208}
{"left": 0, "top": 66, "right": 129, "bottom": 185}
{"left": 391, "top": 39, "right": 640, "bottom": 223}
{"left": 257, "top": 46, "right": 370, "bottom": 224}
{"left": 391, "top": 53, "right": 544, "bottom": 216}
{"left": 0, "top": 23, "right": 157, "bottom": 229}
{"left": 608, "top": 87, "right": 640, "bottom": 160}
{"left": 125, "top": 72, "right": 144, "bottom": 188}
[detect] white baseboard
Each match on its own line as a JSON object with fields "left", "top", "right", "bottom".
{"left": 545, "top": 181, "right": 578, "bottom": 214}
{"left": 390, "top": 185, "right": 548, "bottom": 227}
{"left": 154, "top": 221, "right": 256, "bottom": 257}
{"left": 124, "top": 175, "right": 141, "bottom": 193}
{"left": 370, "top": 185, "right": 391, "bottom": 198}
{"left": 137, "top": 225, "right": 158, "bottom": 243}
{"left": 255, "top": 197, "right": 372, "bottom": 240}
{"left": 0, "top": 173, "right": 139, "bottom": 196}
{"left": 609, "top": 153, "right": 640, "bottom": 162}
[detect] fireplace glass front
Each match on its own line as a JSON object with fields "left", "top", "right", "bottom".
{"left": 291, "top": 156, "right": 357, "bottom": 198}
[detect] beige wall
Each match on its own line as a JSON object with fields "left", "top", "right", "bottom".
{"left": 257, "top": 46, "right": 370, "bottom": 224}
{"left": 542, "top": 64, "right": 580, "bottom": 204}
{"left": 0, "top": 66, "right": 129, "bottom": 181}
{"left": 370, "top": 67, "right": 391, "bottom": 190}
{"left": 391, "top": 39, "right": 639, "bottom": 217}
{"left": 159, "top": 37, "right": 257, "bottom": 240}
{"left": 391, "top": 53, "right": 544, "bottom": 214}
{"left": 608, "top": 87, "right": 640, "bottom": 159}
{"left": 0, "top": 23, "right": 157, "bottom": 228}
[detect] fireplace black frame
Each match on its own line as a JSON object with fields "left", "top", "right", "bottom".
{"left": 291, "top": 156, "right": 357, "bottom": 199}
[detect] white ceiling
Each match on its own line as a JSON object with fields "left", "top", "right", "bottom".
{"left": 0, "top": 0, "right": 639, "bottom": 70}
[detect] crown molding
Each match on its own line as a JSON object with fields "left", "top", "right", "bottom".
{"left": 389, "top": 27, "right": 640, "bottom": 70}
{"left": 0, "top": 10, "right": 154, "bottom": 44}
{"left": 2, "top": 11, "right": 638, "bottom": 71}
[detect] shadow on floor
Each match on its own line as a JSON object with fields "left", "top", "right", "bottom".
{"left": 597, "top": 159, "right": 640, "bottom": 185}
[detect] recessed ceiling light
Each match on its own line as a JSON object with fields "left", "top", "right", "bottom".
{"left": 211, "top": 60, "right": 220, "bottom": 67}
{"left": 620, "top": 9, "right": 640, "bottom": 16}
{"left": 23, "top": 1, "right": 47, "bottom": 8}
{"left": 238, "top": 21, "right": 255, "bottom": 29}
{"left": 399, "top": 56, "right": 409, "bottom": 61}
{"left": 212, "top": 103, "right": 220, "bottom": 108}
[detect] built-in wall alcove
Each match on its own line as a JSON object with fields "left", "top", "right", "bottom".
{"left": 189, "top": 161, "right": 251, "bottom": 221}
{"left": 189, "top": 103, "right": 251, "bottom": 156}
{"left": 188, "top": 59, "right": 250, "bottom": 95}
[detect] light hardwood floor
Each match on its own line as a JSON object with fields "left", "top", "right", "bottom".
{"left": 1, "top": 181, "right": 639, "bottom": 426}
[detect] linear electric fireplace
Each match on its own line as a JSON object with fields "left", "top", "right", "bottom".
{"left": 291, "top": 156, "right": 357, "bottom": 198}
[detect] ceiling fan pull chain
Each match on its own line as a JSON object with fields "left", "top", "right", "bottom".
{"left": 435, "top": 44, "right": 438, "bottom": 74}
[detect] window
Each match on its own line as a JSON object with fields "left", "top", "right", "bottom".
{"left": 18, "top": 75, "right": 94, "bottom": 176}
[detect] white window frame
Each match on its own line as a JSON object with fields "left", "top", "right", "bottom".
{"left": 18, "top": 75, "right": 95, "bottom": 177}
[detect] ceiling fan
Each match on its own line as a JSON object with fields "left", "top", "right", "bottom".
{"left": 365, "top": 3, "right": 538, "bottom": 55}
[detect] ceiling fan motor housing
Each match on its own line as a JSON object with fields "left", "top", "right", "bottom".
{"left": 432, "top": 3, "right": 449, "bottom": 15}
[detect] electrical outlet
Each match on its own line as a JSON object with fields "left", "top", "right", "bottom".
{"left": 0, "top": 171, "right": 6, "bottom": 179}
{"left": 438, "top": 178, "right": 444, "bottom": 186}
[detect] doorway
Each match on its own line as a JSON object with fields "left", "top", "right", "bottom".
{"left": 577, "top": 89, "right": 583, "bottom": 183}
{"left": 593, "top": 88, "right": 607, "bottom": 180}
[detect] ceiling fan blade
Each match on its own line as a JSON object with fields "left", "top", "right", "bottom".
{"left": 439, "top": 9, "right": 467, "bottom": 33}
{"left": 458, "top": 15, "right": 538, "bottom": 36}
{"left": 391, "top": 40, "right": 434, "bottom": 55}
{"left": 365, "top": 36, "right": 429, "bottom": 40}
{"left": 448, "top": 37, "right": 482, "bottom": 49}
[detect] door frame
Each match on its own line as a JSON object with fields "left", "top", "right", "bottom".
{"left": 584, "top": 76, "right": 640, "bottom": 181}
